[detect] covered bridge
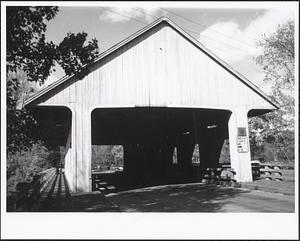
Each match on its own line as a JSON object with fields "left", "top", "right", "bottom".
{"left": 25, "top": 17, "right": 278, "bottom": 193}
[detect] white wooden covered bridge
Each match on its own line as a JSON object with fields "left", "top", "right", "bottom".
{"left": 25, "top": 17, "right": 278, "bottom": 193}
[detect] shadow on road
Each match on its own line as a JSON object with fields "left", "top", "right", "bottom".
{"left": 70, "top": 192, "right": 120, "bottom": 212}
{"left": 12, "top": 171, "right": 293, "bottom": 212}
{"left": 105, "top": 183, "right": 251, "bottom": 212}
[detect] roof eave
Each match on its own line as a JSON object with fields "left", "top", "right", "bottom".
{"left": 24, "top": 17, "right": 167, "bottom": 107}
{"left": 24, "top": 16, "right": 279, "bottom": 110}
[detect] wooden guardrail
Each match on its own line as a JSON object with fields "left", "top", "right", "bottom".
{"left": 37, "top": 167, "right": 57, "bottom": 192}
{"left": 251, "top": 161, "right": 294, "bottom": 181}
{"left": 200, "top": 165, "right": 239, "bottom": 187}
{"left": 13, "top": 167, "right": 57, "bottom": 211}
{"left": 258, "top": 164, "right": 283, "bottom": 181}
{"left": 196, "top": 162, "right": 293, "bottom": 187}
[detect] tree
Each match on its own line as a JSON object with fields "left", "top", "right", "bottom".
{"left": 6, "top": 141, "right": 56, "bottom": 195}
{"left": 6, "top": 6, "right": 100, "bottom": 153}
{"left": 249, "top": 20, "right": 295, "bottom": 163}
{"left": 6, "top": 6, "right": 100, "bottom": 195}
{"left": 7, "top": 70, "right": 38, "bottom": 153}
{"left": 111, "top": 145, "right": 124, "bottom": 167}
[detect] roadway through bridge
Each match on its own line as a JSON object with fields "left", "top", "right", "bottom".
{"left": 33, "top": 172, "right": 73, "bottom": 211}
{"left": 19, "top": 171, "right": 294, "bottom": 212}
{"left": 27, "top": 172, "right": 119, "bottom": 212}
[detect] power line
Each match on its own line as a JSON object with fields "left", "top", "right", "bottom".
{"left": 103, "top": 8, "right": 255, "bottom": 62}
{"left": 130, "top": 8, "right": 256, "bottom": 60}
{"left": 161, "top": 7, "right": 257, "bottom": 48}
{"left": 107, "top": 8, "right": 148, "bottom": 26}
{"left": 197, "top": 34, "right": 255, "bottom": 61}
{"left": 134, "top": 8, "right": 255, "bottom": 55}
{"left": 160, "top": 8, "right": 257, "bottom": 49}
{"left": 106, "top": 7, "right": 257, "bottom": 53}
{"left": 200, "top": 42, "right": 255, "bottom": 62}
{"left": 179, "top": 27, "right": 254, "bottom": 61}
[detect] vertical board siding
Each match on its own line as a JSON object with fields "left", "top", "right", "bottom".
{"left": 38, "top": 24, "right": 273, "bottom": 111}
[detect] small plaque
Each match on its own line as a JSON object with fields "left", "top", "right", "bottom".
{"left": 237, "top": 136, "right": 249, "bottom": 153}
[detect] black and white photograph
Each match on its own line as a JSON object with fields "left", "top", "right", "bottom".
{"left": 1, "top": 1, "right": 298, "bottom": 239}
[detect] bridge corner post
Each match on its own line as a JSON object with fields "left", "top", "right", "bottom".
{"left": 75, "top": 107, "right": 92, "bottom": 192}
{"left": 228, "top": 108, "right": 253, "bottom": 182}
{"left": 64, "top": 121, "right": 73, "bottom": 192}
{"left": 64, "top": 106, "right": 92, "bottom": 193}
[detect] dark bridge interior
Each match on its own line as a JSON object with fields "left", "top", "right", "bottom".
{"left": 31, "top": 106, "right": 71, "bottom": 146}
{"left": 31, "top": 107, "right": 232, "bottom": 190}
{"left": 91, "top": 108, "right": 231, "bottom": 187}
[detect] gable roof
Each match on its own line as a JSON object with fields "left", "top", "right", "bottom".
{"left": 24, "top": 17, "right": 279, "bottom": 109}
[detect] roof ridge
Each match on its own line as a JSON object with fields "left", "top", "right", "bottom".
{"left": 24, "top": 17, "right": 279, "bottom": 109}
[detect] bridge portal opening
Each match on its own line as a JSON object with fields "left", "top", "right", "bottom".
{"left": 92, "top": 145, "right": 124, "bottom": 172}
{"left": 91, "top": 107, "right": 231, "bottom": 190}
{"left": 31, "top": 106, "right": 72, "bottom": 168}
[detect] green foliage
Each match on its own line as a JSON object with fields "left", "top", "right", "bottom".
{"left": 249, "top": 21, "right": 295, "bottom": 163}
{"left": 191, "top": 144, "right": 200, "bottom": 164}
{"left": 219, "top": 140, "right": 230, "bottom": 163}
{"left": 111, "top": 145, "right": 124, "bottom": 166}
{"left": 6, "top": 6, "right": 100, "bottom": 197}
{"left": 6, "top": 6, "right": 100, "bottom": 85}
{"left": 7, "top": 6, "right": 58, "bottom": 84}
{"left": 6, "top": 6, "right": 100, "bottom": 153}
{"left": 6, "top": 141, "right": 58, "bottom": 195}
{"left": 7, "top": 107, "right": 38, "bottom": 153}
{"left": 256, "top": 20, "right": 294, "bottom": 92}
{"left": 57, "top": 32, "right": 99, "bottom": 77}
{"left": 92, "top": 145, "right": 124, "bottom": 171}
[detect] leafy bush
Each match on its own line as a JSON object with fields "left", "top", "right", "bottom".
{"left": 92, "top": 145, "right": 124, "bottom": 171}
{"left": 6, "top": 141, "right": 59, "bottom": 196}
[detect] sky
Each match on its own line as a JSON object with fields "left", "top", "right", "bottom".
{"left": 42, "top": 2, "right": 296, "bottom": 93}
{"left": 1, "top": 2, "right": 298, "bottom": 239}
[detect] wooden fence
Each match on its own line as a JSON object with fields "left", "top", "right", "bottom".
{"left": 200, "top": 162, "right": 294, "bottom": 185}
{"left": 8, "top": 167, "right": 57, "bottom": 211}
{"left": 252, "top": 161, "right": 294, "bottom": 181}
{"left": 200, "top": 165, "right": 240, "bottom": 187}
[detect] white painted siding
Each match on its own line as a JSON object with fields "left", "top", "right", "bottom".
{"left": 37, "top": 23, "right": 274, "bottom": 111}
